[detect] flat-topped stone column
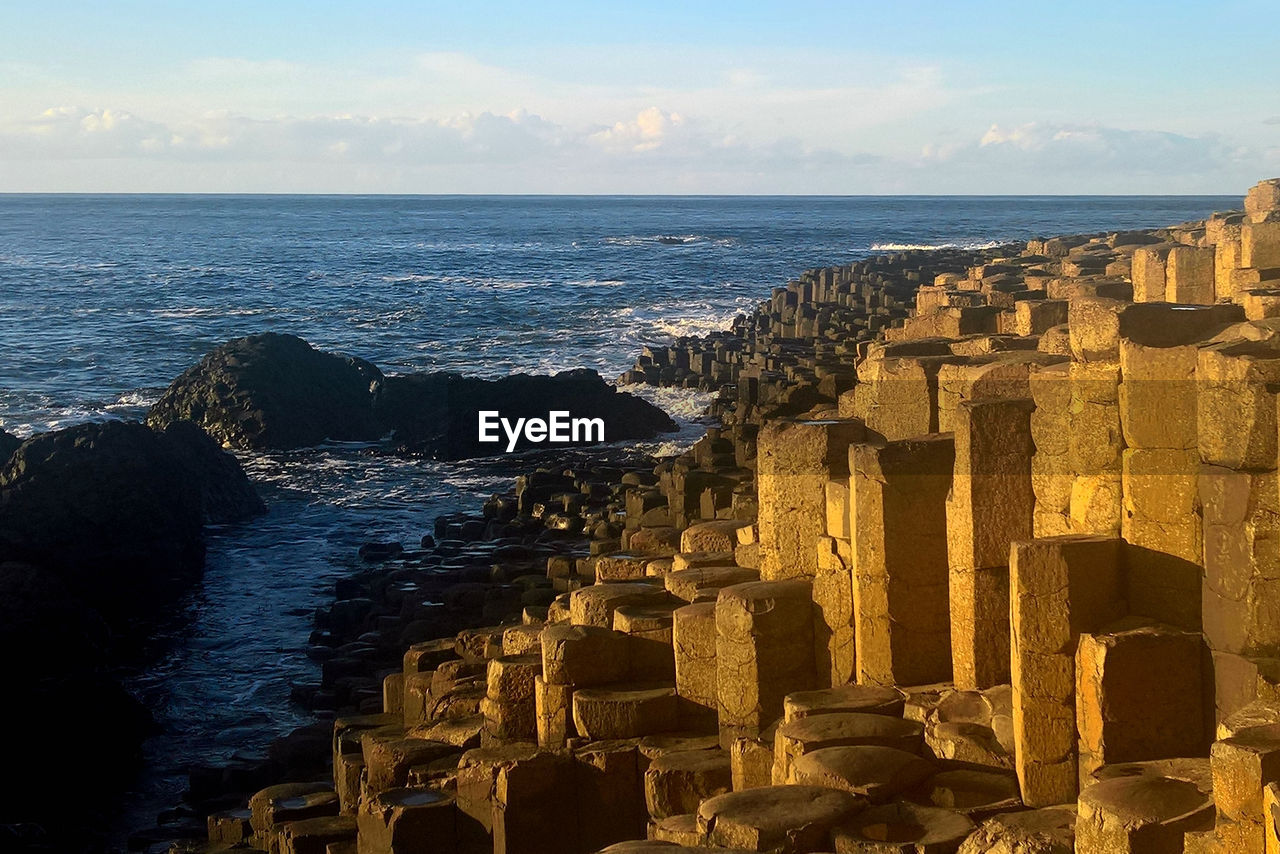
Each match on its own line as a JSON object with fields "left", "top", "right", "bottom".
{"left": 715, "top": 579, "right": 817, "bottom": 745}
{"left": 946, "top": 397, "right": 1034, "bottom": 689}
{"left": 1243, "top": 221, "right": 1280, "bottom": 269}
{"left": 1200, "top": 467, "right": 1280, "bottom": 661}
{"left": 672, "top": 601, "right": 719, "bottom": 729}
{"left": 1075, "top": 775, "right": 1213, "bottom": 853}
{"left": 1118, "top": 302, "right": 1243, "bottom": 631}
{"left": 1167, "top": 244, "right": 1216, "bottom": 304}
{"left": 850, "top": 435, "right": 955, "bottom": 687}
{"left": 844, "top": 353, "right": 957, "bottom": 439}
{"left": 1131, "top": 243, "right": 1176, "bottom": 303}
{"left": 1067, "top": 360, "right": 1124, "bottom": 536}
{"left": 1075, "top": 621, "right": 1207, "bottom": 783}
{"left": 1210, "top": 723, "right": 1280, "bottom": 853}
{"left": 756, "top": 417, "right": 865, "bottom": 581}
{"left": 1029, "top": 362, "right": 1073, "bottom": 537}
{"left": 1010, "top": 535, "right": 1125, "bottom": 806}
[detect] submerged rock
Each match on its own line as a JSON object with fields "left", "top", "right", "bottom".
{"left": 148, "top": 332, "right": 385, "bottom": 450}
{"left": 0, "top": 419, "right": 264, "bottom": 616}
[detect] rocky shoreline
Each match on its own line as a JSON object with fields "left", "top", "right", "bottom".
{"left": 8, "top": 179, "right": 1280, "bottom": 854}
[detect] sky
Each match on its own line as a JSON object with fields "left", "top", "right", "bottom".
{"left": 1, "top": 1, "right": 1278, "bottom": 194}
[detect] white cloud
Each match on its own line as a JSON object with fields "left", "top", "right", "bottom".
{"left": 0, "top": 102, "right": 876, "bottom": 185}
{"left": 911, "top": 121, "right": 1275, "bottom": 193}
{"left": 0, "top": 55, "right": 1271, "bottom": 193}
{"left": 588, "top": 107, "right": 684, "bottom": 152}
{"left": 4, "top": 107, "right": 174, "bottom": 158}
{"left": 958, "top": 121, "right": 1243, "bottom": 174}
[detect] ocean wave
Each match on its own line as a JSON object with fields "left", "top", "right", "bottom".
{"left": 640, "top": 297, "right": 756, "bottom": 340}
{"left": 0, "top": 388, "right": 161, "bottom": 436}
{"left": 108, "top": 389, "right": 162, "bottom": 409}
{"left": 379, "top": 273, "right": 440, "bottom": 284}
{"left": 565, "top": 279, "right": 625, "bottom": 288}
{"left": 153, "top": 307, "right": 267, "bottom": 319}
{"left": 603, "top": 234, "right": 737, "bottom": 248}
{"left": 648, "top": 315, "right": 734, "bottom": 339}
{"left": 383, "top": 273, "right": 625, "bottom": 291}
{"left": 623, "top": 384, "right": 716, "bottom": 422}
{"left": 380, "top": 273, "right": 547, "bottom": 291}
{"left": 869, "top": 240, "right": 1005, "bottom": 251}
{"left": 2, "top": 408, "right": 122, "bottom": 437}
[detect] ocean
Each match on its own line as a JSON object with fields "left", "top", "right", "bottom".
{"left": 0, "top": 193, "right": 1236, "bottom": 844}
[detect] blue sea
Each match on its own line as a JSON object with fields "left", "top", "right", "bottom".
{"left": 0, "top": 194, "right": 1237, "bottom": 845}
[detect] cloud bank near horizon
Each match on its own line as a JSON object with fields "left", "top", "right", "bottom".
{"left": 1, "top": 40, "right": 1277, "bottom": 194}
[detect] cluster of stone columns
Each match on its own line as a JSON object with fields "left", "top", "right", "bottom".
{"left": 209, "top": 179, "right": 1280, "bottom": 854}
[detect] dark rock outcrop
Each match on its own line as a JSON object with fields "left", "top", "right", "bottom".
{"left": 377, "top": 368, "right": 678, "bottom": 459}
{"left": 0, "top": 562, "right": 155, "bottom": 850}
{"left": 0, "top": 561, "right": 112, "bottom": 679}
{"left": 0, "top": 422, "right": 263, "bottom": 849}
{"left": 148, "top": 332, "right": 385, "bottom": 450}
{"left": 0, "top": 429, "right": 19, "bottom": 464}
{"left": 158, "top": 420, "right": 267, "bottom": 523}
{"left": 149, "top": 333, "right": 678, "bottom": 458}
{"left": 0, "top": 420, "right": 264, "bottom": 618}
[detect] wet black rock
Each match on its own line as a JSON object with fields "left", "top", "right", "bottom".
{"left": 150, "top": 334, "right": 678, "bottom": 459}
{"left": 377, "top": 368, "right": 678, "bottom": 459}
{"left": 148, "top": 332, "right": 385, "bottom": 450}
{"left": 157, "top": 420, "right": 267, "bottom": 523}
{"left": 0, "top": 420, "right": 264, "bottom": 618}
{"left": 0, "top": 562, "right": 156, "bottom": 850}
{"left": 0, "top": 429, "right": 19, "bottom": 464}
{"left": 0, "top": 562, "right": 111, "bottom": 680}
{"left": 358, "top": 541, "right": 404, "bottom": 562}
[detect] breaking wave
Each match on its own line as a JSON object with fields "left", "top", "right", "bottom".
{"left": 869, "top": 240, "right": 1006, "bottom": 251}
{"left": 602, "top": 234, "right": 738, "bottom": 248}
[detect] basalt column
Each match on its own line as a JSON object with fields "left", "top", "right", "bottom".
{"left": 715, "top": 579, "right": 817, "bottom": 746}
{"left": 1010, "top": 535, "right": 1125, "bottom": 806}
{"left": 1197, "top": 336, "right": 1280, "bottom": 727}
{"left": 946, "top": 397, "right": 1034, "bottom": 690}
{"left": 756, "top": 417, "right": 865, "bottom": 581}
{"left": 850, "top": 434, "right": 955, "bottom": 688}
{"left": 1118, "top": 302, "right": 1242, "bottom": 632}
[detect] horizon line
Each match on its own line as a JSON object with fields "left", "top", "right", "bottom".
{"left": 0, "top": 191, "right": 1245, "bottom": 199}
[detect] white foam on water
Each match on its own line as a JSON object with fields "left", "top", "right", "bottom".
{"left": 620, "top": 383, "right": 718, "bottom": 458}
{"left": 21, "top": 408, "right": 121, "bottom": 435}
{"left": 154, "top": 307, "right": 218, "bottom": 318}
{"left": 152, "top": 307, "right": 267, "bottom": 319}
{"left": 109, "top": 389, "right": 162, "bottom": 408}
{"left": 602, "top": 234, "right": 737, "bottom": 248}
{"left": 565, "top": 279, "right": 625, "bottom": 287}
{"left": 623, "top": 383, "right": 716, "bottom": 422}
{"left": 869, "top": 240, "right": 1005, "bottom": 251}
{"left": 641, "top": 296, "right": 757, "bottom": 341}
{"left": 648, "top": 313, "right": 733, "bottom": 339}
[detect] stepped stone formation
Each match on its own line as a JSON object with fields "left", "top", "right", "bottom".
{"left": 205, "top": 179, "right": 1280, "bottom": 854}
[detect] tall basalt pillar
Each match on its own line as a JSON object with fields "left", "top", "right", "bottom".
{"left": 1010, "top": 535, "right": 1125, "bottom": 807}
{"left": 946, "top": 397, "right": 1034, "bottom": 690}
{"left": 849, "top": 434, "right": 955, "bottom": 688}
{"left": 757, "top": 417, "right": 865, "bottom": 581}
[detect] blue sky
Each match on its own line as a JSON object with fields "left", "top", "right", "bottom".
{"left": 1, "top": 1, "right": 1277, "bottom": 193}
